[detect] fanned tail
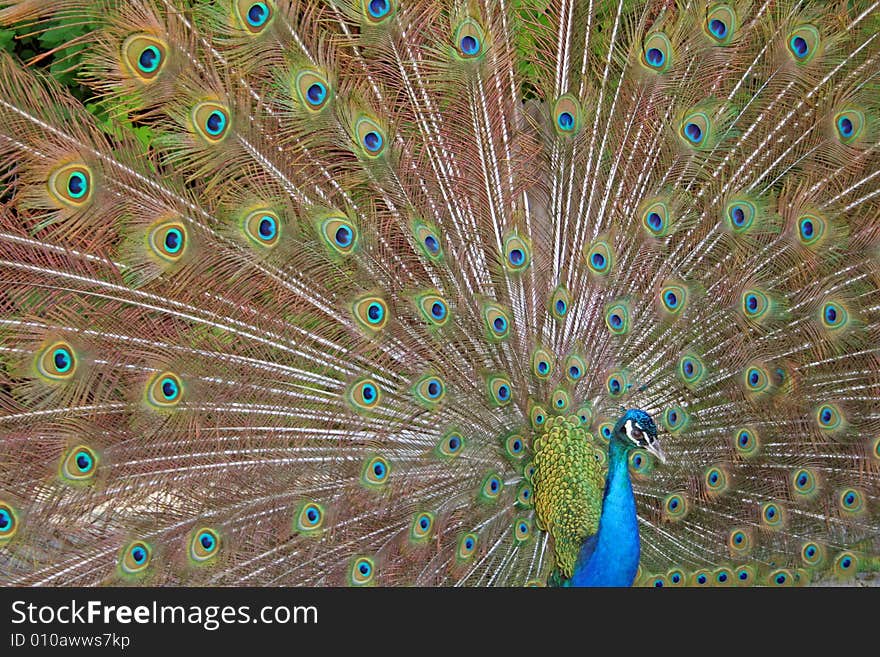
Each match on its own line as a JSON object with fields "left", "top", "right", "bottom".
{"left": 0, "top": 0, "right": 878, "bottom": 587}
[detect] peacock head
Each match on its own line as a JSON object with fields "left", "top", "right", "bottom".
{"left": 614, "top": 409, "right": 665, "bottom": 463}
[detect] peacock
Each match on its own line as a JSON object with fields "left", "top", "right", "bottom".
{"left": 0, "top": 0, "right": 878, "bottom": 588}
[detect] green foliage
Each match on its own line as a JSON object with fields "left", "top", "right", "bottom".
{"left": 1, "top": 17, "right": 154, "bottom": 151}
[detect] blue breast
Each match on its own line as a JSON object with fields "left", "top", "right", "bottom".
{"left": 567, "top": 440, "right": 640, "bottom": 587}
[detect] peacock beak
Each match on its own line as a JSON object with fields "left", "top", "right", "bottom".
{"left": 646, "top": 441, "right": 667, "bottom": 464}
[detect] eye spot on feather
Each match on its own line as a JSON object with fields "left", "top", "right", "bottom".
{"left": 410, "top": 512, "right": 434, "bottom": 542}
{"left": 641, "top": 32, "right": 672, "bottom": 72}
{"left": 60, "top": 445, "right": 99, "bottom": 484}
{"left": 787, "top": 25, "right": 820, "bottom": 63}
{"left": 192, "top": 102, "right": 231, "bottom": 143}
{"left": 350, "top": 557, "right": 375, "bottom": 585}
{"left": 503, "top": 235, "right": 531, "bottom": 272}
{"left": 189, "top": 528, "right": 220, "bottom": 564}
{"left": 146, "top": 371, "right": 183, "bottom": 408}
{"left": 48, "top": 163, "right": 94, "bottom": 207}
{"left": 0, "top": 503, "right": 19, "bottom": 542}
{"left": 455, "top": 19, "right": 486, "bottom": 59}
{"left": 235, "top": 0, "right": 274, "bottom": 33}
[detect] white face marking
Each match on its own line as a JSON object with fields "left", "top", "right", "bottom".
{"left": 624, "top": 419, "right": 645, "bottom": 445}
{"left": 624, "top": 418, "right": 667, "bottom": 463}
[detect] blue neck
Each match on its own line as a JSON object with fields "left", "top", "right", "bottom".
{"left": 567, "top": 439, "right": 640, "bottom": 587}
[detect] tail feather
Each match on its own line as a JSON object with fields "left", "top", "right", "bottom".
{"left": 0, "top": 0, "right": 878, "bottom": 586}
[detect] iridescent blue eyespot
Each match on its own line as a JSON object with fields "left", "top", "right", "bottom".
{"left": 164, "top": 228, "right": 183, "bottom": 254}
{"left": 424, "top": 235, "right": 439, "bottom": 253}
{"left": 123, "top": 34, "right": 168, "bottom": 81}
{"left": 646, "top": 47, "right": 664, "bottom": 67}
{"left": 725, "top": 204, "right": 745, "bottom": 230}
{"left": 591, "top": 252, "right": 606, "bottom": 269}
{"left": 460, "top": 35, "right": 479, "bottom": 55}
{"left": 790, "top": 36, "right": 808, "bottom": 58}
{"left": 665, "top": 291, "right": 678, "bottom": 308}
{"left": 743, "top": 365, "right": 770, "bottom": 393}
{"left": 205, "top": 110, "right": 226, "bottom": 136}
{"left": 368, "top": 0, "right": 390, "bottom": 19}
{"left": 61, "top": 444, "right": 99, "bottom": 483}
{"left": 247, "top": 2, "right": 269, "bottom": 27}
{"left": 816, "top": 403, "right": 843, "bottom": 431}
{"left": 431, "top": 301, "right": 447, "bottom": 320}
{"left": 53, "top": 348, "right": 72, "bottom": 373}
{"left": 161, "top": 378, "right": 178, "bottom": 400}
{"left": 361, "top": 455, "right": 391, "bottom": 487}
{"left": 362, "top": 384, "right": 376, "bottom": 402}
{"left": 258, "top": 216, "right": 277, "bottom": 239}
{"left": 426, "top": 379, "right": 441, "bottom": 399}
{"left": 800, "top": 218, "right": 814, "bottom": 238}
{"left": 762, "top": 502, "right": 784, "bottom": 528}
{"left": 498, "top": 385, "right": 509, "bottom": 401}
{"left": 363, "top": 131, "right": 383, "bottom": 152}
{"left": 493, "top": 316, "right": 507, "bottom": 332}
{"left": 509, "top": 248, "right": 524, "bottom": 266}
{"left": 306, "top": 82, "right": 326, "bottom": 106}
{"left": 366, "top": 302, "right": 384, "bottom": 324}
{"left": 335, "top": 225, "right": 353, "bottom": 247}
{"left": 67, "top": 172, "right": 88, "bottom": 199}
{"left": 538, "top": 361, "right": 549, "bottom": 374}
{"left": 822, "top": 301, "right": 847, "bottom": 330}
{"left": 199, "top": 532, "right": 214, "bottom": 550}
{"left": 556, "top": 300, "right": 566, "bottom": 315}
{"left": 558, "top": 112, "right": 574, "bottom": 131}
{"left": 349, "top": 113, "right": 384, "bottom": 156}
{"left": 684, "top": 122, "right": 703, "bottom": 143}
{"left": 138, "top": 46, "right": 161, "bottom": 73}
{"left": 439, "top": 431, "right": 463, "bottom": 458}
{"left": 75, "top": 450, "right": 93, "bottom": 472}
{"left": 839, "top": 488, "right": 864, "bottom": 514}
{"left": 709, "top": 19, "right": 727, "bottom": 39}
{"left": 647, "top": 212, "right": 662, "bottom": 231}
